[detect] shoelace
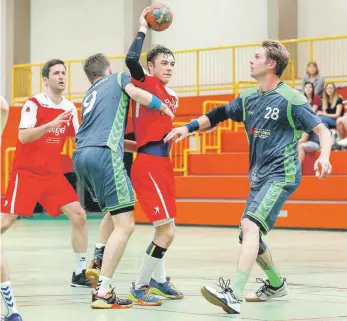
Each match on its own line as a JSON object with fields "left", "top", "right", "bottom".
{"left": 255, "top": 278, "right": 272, "bottom": 296}
{"left": 215, "top": 277, "right": 240, "bottom": 302}
{"left": 140, "top": 286, "right": 157, "bottom": 301}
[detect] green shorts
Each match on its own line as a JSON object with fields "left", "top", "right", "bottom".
{"left": 242, "top": 180, "right": 299, "bottom": 235}
{"left": 73, "top": 147, "right": 134, "bottom": 214}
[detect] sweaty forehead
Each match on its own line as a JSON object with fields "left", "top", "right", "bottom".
{"left": 156, "top": 53, "right": 175, "bottom": 63}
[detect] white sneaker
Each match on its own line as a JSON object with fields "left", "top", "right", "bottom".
{"left": 201, "top": 278, "right": 241, "bottom": 314}
{"left": 245, "top": 278, "right": 288, "bottom": 302}
{"left": 338, "top": 137, "right": 347, "bottom": 147}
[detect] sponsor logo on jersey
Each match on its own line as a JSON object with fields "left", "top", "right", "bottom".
{"left": 250, "top": 128, "right": 271, "bottom": 139}
{"left": 48, "top": 126, "right": 66, "bottom": 136}
{"left": 164, "top": 98, "right": 177, "bottom": 113}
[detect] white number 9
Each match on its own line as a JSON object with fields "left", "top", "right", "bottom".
{"left": 83, "top": 91, "right": 97, "bottom": 116}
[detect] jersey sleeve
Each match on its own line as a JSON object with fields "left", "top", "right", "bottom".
{"left": 118, "top": 72, "right": 132, "bottom": 91}
{"left": 19, "top": 99, "right": 38, "bottom": 129}
{"left": 292, "top": 102, "right": 322, "bottom": 132}
{"left": 224, "top": 96, "right": 243, "bottom": 122}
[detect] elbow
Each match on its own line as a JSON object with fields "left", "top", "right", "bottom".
{"left": 18, "top": 131, "right": 28, "bottom": 144}
{"left": 125, "top": 56, "right": 137, "bottom": 69}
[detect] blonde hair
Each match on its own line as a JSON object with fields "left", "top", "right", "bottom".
{"left": 322, "top": 82, "right": 338, "bottom": 111}
{"left": 261, "top": 40, "right": 289, "bottom": 77}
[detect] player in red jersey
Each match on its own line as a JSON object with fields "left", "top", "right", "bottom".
{"left": 0, "top": 96, "right": 23, "bottom": 321}
{"left": 124, "top": 9, "right": 183, "bottom": 305}
{"left": 1, "top": 59, "right": 91, "bottom": 292}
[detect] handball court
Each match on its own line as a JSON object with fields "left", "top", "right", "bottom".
{"left": 1, "top": 219, "right": 346, "bottom": 321}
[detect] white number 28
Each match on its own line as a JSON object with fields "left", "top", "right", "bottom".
{"left": 264, "top": 107, "right": 279, "bottom": 120}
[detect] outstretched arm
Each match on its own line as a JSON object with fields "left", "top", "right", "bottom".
{"left": 164, "top": 98, "right": 243, "bottom": 143}
{"left": 125, "top": 8, "right": 149, "bottom": 81}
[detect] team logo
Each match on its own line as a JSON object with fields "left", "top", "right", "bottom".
{"left": 25, "top": 106, "right": 30, "bottom": 112}
{"left": 154, "top": 206, "right": 160, "bottom": 214}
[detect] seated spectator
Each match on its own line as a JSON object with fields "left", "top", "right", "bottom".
{"left": 303, "top": 82, "right": 321, "bottom": 112}
{"left": 317, "top": 82, "right": 343, "bottom": 129}
{"left": 337, "top": 100, "right": 347, "bottom": 147}
{"left": 298, "top": 124, "right": 332, "bottom": 169}
{"left": 302, "top": 61, "right": 324, "bottom": 97}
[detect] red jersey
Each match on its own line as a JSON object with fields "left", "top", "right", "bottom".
{"left": 12, "top": 93, "right": 79, "bottom": 175}
{"left": 131, "top": 74, "right": 178, "bottom": 148}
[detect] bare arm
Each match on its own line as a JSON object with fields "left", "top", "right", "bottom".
{"left": 124, "top": 139, "right": 137, "bottom": 153}
{"left": 124, "top": 83, "right": 174, "bottom": 119}
{"left": 312, "top": 123, "right": 332, "bottom": 179}
{"left": 320, "top": 104, "right": 343, "bottom": 119}
{"left": 0, "top": 96, "right": 9, "bottom": 135}
{"left": 19, "top": 109, "right": 72, "bottom": 144}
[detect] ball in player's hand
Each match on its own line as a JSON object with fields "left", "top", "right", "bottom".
{"left": 145, "top": 3, "right": 173, "bottom": 31}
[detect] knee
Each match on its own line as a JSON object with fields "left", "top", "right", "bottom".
{"left": 124, "top": 220, "right": 135, "bottom": 237}
{"left": 1, "top": 214, "right": 17, "bottom": 234}
{"left": 337, "top": 118, "right": 342, "bottom": 126}
{"left": 241, "top": 218, "right": 260, "bottom": 235}
{"left": 70, "top": 208, "right": 87, "bottom": 227}
{"left": 156, "top": 224, "right": 176, "bottom": 246}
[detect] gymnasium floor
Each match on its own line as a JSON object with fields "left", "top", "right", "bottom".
{"left": 1, "top": 219, "right": 347, "bottom": 321}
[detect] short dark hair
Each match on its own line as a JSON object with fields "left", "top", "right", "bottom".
{"left": 83, "top": 53, "right": 110, "bottom": 83}
{"left": 42, "top": 59, "right": 66, "bottom": 78}
{"left": 261, "top": 40, "right": 289, "bottom": 77}
{"left": 147, "top": 45, "right": 174, "bottom": 64}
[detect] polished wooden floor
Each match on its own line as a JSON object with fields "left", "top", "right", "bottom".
{"left": 1, "top": 219, "right": 347, "bottom": 321}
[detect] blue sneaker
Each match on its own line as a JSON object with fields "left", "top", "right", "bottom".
{"left": 4, "top": 313, "right": 23, "bottom": 321}
{"left": 128, "top": 283, "right": 162, "bottom": 306}
{"left": 149, "top": 277, "right": 184, "bottom": 299}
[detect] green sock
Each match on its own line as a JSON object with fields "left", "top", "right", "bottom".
{"left": 231, "top": 269, "right": 249, "bottom": 299}
{"left": 265, "top": 266, "right": 282, "bottom": 287}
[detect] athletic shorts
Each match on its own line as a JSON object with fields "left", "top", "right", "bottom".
{"left": 242, "top": 180, "right": 299, "bottom": 235}
{"left": 73, "top": 147, "right": 134, "bottom": 214}
{"left": 1, "top": 170, "right": 78, "bottom": 217}
{"left": 131, "top": 153, "right": 176, "bottom": 226}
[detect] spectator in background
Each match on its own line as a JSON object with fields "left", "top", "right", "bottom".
{"left": 303, "top": 82, "right": 321, "bottom": 112}
{"left": 317, "top": 82, "right": 343, "bottom": 129}
{"left": 302, "top": 62, "right": 324, "bottom": 97}
{"left": 337, "top": 100, "right": 347, "bottom": 147}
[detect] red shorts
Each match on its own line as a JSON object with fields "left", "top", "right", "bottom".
{"left": 131, "top": 154, "right": 176, "bottom": 224}
{"left": 1, "top": 170, "right": 79, "bottom": 217}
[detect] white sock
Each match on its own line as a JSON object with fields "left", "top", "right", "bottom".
{"left": 135, "top": 253, "right": 161, "bottom": 289}
{"left": 75, "top": 253, "right": 87, "bottom": 275}
{"left": 96, "top": 275, "right": 112, "bottom": 296}
{"left": 95, "top": 243, "right": 105, "bottom": 249}
{"left": 152, "top": 254, "right": 167, "bottom": 283}
{"left": 1, "top": 281, "right": 20, "bottom": 316}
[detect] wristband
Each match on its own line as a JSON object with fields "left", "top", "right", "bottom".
{"left": 148, "top": 95, "right": 162, "bottom": 110}
{"left": 184, "top": 119, "right": 200, "bottom": 133}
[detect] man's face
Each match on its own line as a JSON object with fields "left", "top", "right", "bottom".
{"left": 43, "top": 64, "right": 66, "bottom": 93}
{"left": 250, "top": 47, "right": 274, "bottom": 79}
{"left": 148, "top": 53, "right": 175, "bottom": 85}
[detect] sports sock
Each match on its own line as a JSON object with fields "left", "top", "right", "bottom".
{"left": 135, "top": 242, "right": 167, "bottom": 289}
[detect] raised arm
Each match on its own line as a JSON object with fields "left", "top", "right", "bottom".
{"left": 125, "top": 8, "right": 149, "bottom": 81}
